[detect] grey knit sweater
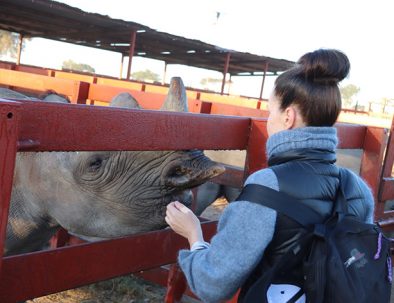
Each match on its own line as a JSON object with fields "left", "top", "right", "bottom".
{"left": 178, "top": 127, "right": 374, "bottom": 303}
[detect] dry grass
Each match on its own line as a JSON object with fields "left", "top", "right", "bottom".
{"left": 27, "top": 274, "right": 200, "bottom": 303}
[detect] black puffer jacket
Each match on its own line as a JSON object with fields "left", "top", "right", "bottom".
{"left": 239, "top": 148, "right": 369, "bottom": 298}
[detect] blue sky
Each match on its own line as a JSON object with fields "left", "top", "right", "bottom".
{"left": 11, "top": 0, "right": 394, "bottom": 101}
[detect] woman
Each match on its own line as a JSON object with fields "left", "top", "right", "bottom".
{"left": 165, "top": 49, "right": 374, "bottom": 303}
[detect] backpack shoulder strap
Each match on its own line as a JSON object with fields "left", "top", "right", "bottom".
{"left": 236, "top": 184, "right": 325, "bottom": 226}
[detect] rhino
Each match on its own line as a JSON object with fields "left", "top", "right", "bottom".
{"left": 3, "top": 78, "right": 225, "bottom": 256}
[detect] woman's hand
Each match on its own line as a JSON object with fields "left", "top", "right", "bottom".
{"left": 165, "top": 201, "right": 204, "bottom": 247}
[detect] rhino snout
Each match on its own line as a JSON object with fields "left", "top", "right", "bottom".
{"left": 171, "top": 189, "right": 194, "bottom": 208}
{"left": 165, "top": 160, "right": 225, "bottom": 188}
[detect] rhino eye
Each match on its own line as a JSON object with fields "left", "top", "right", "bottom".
{"left": 171, "top": 167, "right": 186, "bottom": 176}
{"left": 174, "top": 167, "right": 183, "bottom": 175}
{"left": 87, "top": 157, "right": 104, "bottom": 172}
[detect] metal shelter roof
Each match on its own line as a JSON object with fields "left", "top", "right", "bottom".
{"left": 0, "top": 0, "right": 295, "bottom": 76}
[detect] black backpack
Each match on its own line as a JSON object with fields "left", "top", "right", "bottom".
{"left": 237, "top": 168, "right": 392, "bottom": 303}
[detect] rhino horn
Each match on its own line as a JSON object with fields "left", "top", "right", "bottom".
{"left": 110, "top": 92, "right": 141, "bottom": 109}
{"left": 160, "top": 77, "right": 188, "bottom": 112}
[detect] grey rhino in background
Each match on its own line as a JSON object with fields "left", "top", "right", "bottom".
{"left": 0, "top": 88, "right": 70, "bottom": 103}
{"left": 3, "top": 77, "right": 225, "bottom": 256}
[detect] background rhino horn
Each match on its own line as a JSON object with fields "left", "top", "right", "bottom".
{"left": 110, "top": 92, "right": 141, "bottom": 109}
{"left": 160, "top": 77, "right": 188, "bottom": 112}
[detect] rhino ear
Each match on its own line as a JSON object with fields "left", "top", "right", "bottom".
{"left": 160, "top": 77, "right": 188, "bottom": 112}
{"left": 110, "top": 92, "right": 141, "bottom": 109}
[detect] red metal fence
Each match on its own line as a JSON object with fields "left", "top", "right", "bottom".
{"left": 378, "top": 117, "right": 394, "bottom": 229}
{"left": 0, "top": 99, "right": 391, "bottom": 302}
{"left": 0, "top": 99, "right": 265, "bottom": 302}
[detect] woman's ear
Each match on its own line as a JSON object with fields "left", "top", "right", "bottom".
{"left": 283, "top": 105, "right": 305, "bottom": 129}
{"left": 283, "top": 106, "right": 297, "bottom": 129}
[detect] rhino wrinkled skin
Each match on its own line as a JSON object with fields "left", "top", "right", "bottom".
{"left": 2, "top": 78, "right": 224, "bottom": 255}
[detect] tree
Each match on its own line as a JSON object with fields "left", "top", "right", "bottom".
{"left": 200, "top": 77, "right": 232, "bottom": 92}
{"left": 131, "top": 69, "right": 160, "bottom": 82}
{"left": 200, "top": 77, "right": 223, "bottom": 86}
{"left": 0, "top": 30, "right": 21, "bottom": 58}
{"left": 62, "top": 59, "right": 95, "bottom": 73}
{"left": 340, "top": 84, "right": 360, "bottom": 108}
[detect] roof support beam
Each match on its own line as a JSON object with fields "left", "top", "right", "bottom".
{"left": 126, "top": 30, "right": 136, "bottom": 80}
{"left": 259, "top": 61, "right": 269, "bottom": 100}
{"left": 16, "top": 33, "right": 23, "bottom": 65}
{"left": 119, "top": 54, "right": 125, "bottom": 79}
{"left": 221, "top": 52, "right": 231, "bottom": 95}
{"left": 162, "top": 62, "right": 168, "bottom": 85}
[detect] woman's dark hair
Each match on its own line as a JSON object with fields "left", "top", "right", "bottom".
{"left": 274, "top": 49, "right": 350, "bottom": 126}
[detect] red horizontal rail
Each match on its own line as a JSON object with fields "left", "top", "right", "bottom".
{"left": 88, "top": 83, "right": 203, "bottom": 113}
{"left": 10, "top": 100, "right": 251, "bottom": 152}
{"left": 0, "top": 68, "right": 89, "bottom": 103}
{"left": 210, "top": 102, "right": 268, "bottom": 118}
{"left": 0, "top": 221, "right": 217, "bottom": 303}
{"left": 88, "top": 83, "right": 165, "bottom": 109}
{"left": 336, "top": 123, "right": 367, "bottom": 149}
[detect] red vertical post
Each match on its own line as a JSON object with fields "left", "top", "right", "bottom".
{"left": 377, "top": 117, "right": 394, "bottom": 221}
{"left": 126, "top": 30, "right": 137, "bottom": 80}
{"left": 224, "top": 118, "right": 268, "bottom": 303}
{"left": 244, "top": 118, "right": 268, "bottom": 178}
{"left": 259, "top": 62, "right": 269, "bottom": 100}
{"left": 70, "top": 81, "right": 90, "bottom": 104}
{"left": 359, "top": 126, "right": 388, "bottom": 221}
{"left": 221, "top": 52, "right": 231, "bottom": 95}
{"left": 0, "top": 102, "right": 20, "bottom": 274}
{"left": 49, "top": 228, "right": 71, "bottom": 248}
{"left": 164, "top": 263, "right": 187, "bottom": 303}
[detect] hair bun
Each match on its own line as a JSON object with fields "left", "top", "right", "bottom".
{"left": 297, "top": 49, "right": 350, "bottom": 84}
